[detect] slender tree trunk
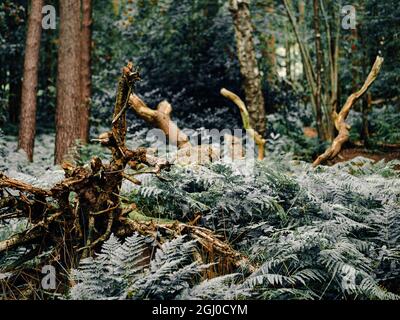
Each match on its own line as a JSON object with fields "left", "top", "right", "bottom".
{"left": 55, "top": 0, "right": 81, "bottom": 164}
{"left": 264, "top": 2, "right": 276, "bottom": 83}
{"left": 79, "top": 0, "right": 92, "bottom": 143}
{"left": 285, "top": 25, "right": 292, "bottom": 82}
{"left": 18, "top": 0, "right": 44, "bottom": 162}
{"left": 298, "top": 0, "right": 305, "bottom": 76}
{"left": 228, "top": 0, "right": 266, "bottom": 136}
{"left": 351, "top": 28, "right": 359, "bottom": 93}
{"left": 283, "top": 0, "right": 317, "bottom": 118}
{"left": 313, "top": 0, "right": 324, "bottom": 140}
{"left": 320, "top": 0, "right": 339, "bottom": 141}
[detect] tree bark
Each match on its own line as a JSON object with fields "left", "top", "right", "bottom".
{"left": 18, "top": 0, "right": 44, "bottom": 162}
{"left": 264, "top": 2, "right": 276, "bottom": 83}
{"left": 79, "top": 0, "right": 92, "bottom": 143}
{"left": 228, "top": 0, "right": 266, "bottom": 136}
{"left": 313, "top": 0, "right": 324, "bottom": 140}
{"left": 55, "top": 0, "right": 81, "bottom": 164}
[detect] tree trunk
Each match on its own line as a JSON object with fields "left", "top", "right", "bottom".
{"left": 313, "top": 0, "right": 324, "bottom": 140}
{"left": 55, "top": 0, "right": 81, "bottom": 164}
{"left": 79, "top": 0, "right": 92, "bottom": 143}
{"left": 264, "top": 2, "right": 276, "bottom": 83}
{"left": 298, "top": 0, "right": 305, "bottom": 76}
{"left": 18, "top": 0, "right": 44, "bottom": 162}
{"left": 228, "top": 0, "right": 266, "bottom": 136}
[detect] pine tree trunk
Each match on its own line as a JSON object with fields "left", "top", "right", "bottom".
{"left": 55, "top": 0, "right": 81, "bottom": 164}
{"left": 313, "top": 0, "right": 324, "bottom": 140}
{"left": 79, "top": 0, "right": 92, "bottom": 143}
{"left": 18, "top": 0, "right": 44, "bottom": 162}
{"left": 229, "top": 0, "right": 266, "bottom": 136}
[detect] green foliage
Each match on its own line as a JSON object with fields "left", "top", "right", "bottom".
{"left": 0, "top": 0, "right": 26, "bottom": 126}
{"left": 112, "top": 0, "right": 241, "bottom": 117}
{"left": 125, "top": 158, "right": 400, "bottom": 300}
{"left": 349, "top": 105, "right": 400, "bottom": 145}
{"left": 266, "top": 101, "right": 325, "bottom": 161}
{"left": 69, "top": 234, "right": 207, "bottom": 300}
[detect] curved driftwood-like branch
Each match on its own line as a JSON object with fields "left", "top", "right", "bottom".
{"left": 220, "top": 88, "right": 266, "bottom": 160}
{"left": 129, "top": 93, "right": 191, "bottom": 149}
{"left": 313, "top": 56, "right": 384, "bottom": 167}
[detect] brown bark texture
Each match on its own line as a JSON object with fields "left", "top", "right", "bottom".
{"left": 18, "top": 0, "right": 44, "bottom": 162}
{"left": 313, "top": 0, "right": 324, "bottom": 140}
{"left": 229, "top": 0, "right": 266, "bottom": 136}
{"left": 79, "top": 0, "right": 92, "bottom": 143}
{"left": 55, "top": 0, "right": 82, "bottom": 164}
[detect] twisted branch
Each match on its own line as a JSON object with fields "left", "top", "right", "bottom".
{"left": 313, "top": 56, "right": 384, "bottom": 167}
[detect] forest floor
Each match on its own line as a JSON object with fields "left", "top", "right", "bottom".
{"left": 1, "top": 126, "right": 400, "bottom": 300}
{"left": 330, "top": 146, "right": 400, "bottom": 168}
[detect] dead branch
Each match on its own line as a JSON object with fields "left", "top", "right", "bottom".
{"left": 118, "top": 215, "right": 256, "bottom": 274}
{"left": 313, "top": 56, "right": 384, "bottom": 167}
{"left": 0, "top": 173, "right": 51, "bottom": 197}
{"left": 220, "top": 88, "right": 266, "bottom": 160}
{"left": 0, "top": 212, "right": 62, "bottom": 253}
{"left": 129, "top": 93, "right": 191, "bottom": 149}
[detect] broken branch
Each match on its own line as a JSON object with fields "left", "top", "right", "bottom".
{"left": 129, "top": 94, "right": 191, "bottom": 149}
{"left": 220, "top": 88, "right": 266, "bottom": 160}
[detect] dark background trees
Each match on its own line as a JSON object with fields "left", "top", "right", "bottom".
{"left": 0, "top": 0, "right": 399, "bottom": 161}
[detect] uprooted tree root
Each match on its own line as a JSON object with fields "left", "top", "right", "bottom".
{"left": 0, "top": 63, "right": 253, "bottom": 299}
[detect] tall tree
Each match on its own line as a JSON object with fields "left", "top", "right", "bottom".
{"left": 18, "top": 0, "right": 44, "bottom": 161}
{"left": 264, "top": 1, "right": 276, "bottom": 83}
{"left": 283, "top": 0, "right": 338, "bottom": 141}
{"left": 55, "top": 0, "right": 81, "bottom": 164}
{"left": 228, "top": 0, "right": 266, "bottom": 136}
{"left": 79, "top": 0, "right": 92, "bottom": 143}
{"left": 313, "top": 0, "right": 324, "bottom": 140}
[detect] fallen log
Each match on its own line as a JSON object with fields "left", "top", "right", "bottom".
{"left": 129, "top": 94, "right": 227, "bottom": 164}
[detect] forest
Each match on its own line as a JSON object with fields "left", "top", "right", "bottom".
{"left": 0, "top": 0, "right": 400, "bottom": 301}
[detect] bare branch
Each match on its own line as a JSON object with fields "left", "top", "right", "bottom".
{"left": 313, "top": 56, "right": 384, "bottom": 167}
